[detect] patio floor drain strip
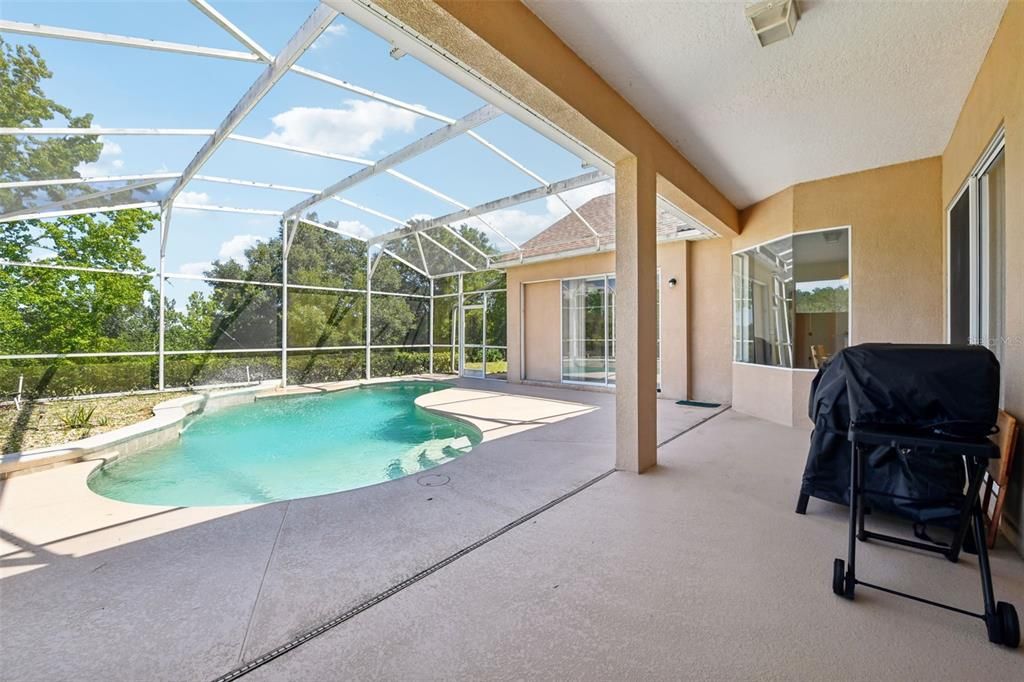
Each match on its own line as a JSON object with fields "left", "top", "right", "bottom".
{"left": 212, "top": 468, "right": 617, "bottom": 682}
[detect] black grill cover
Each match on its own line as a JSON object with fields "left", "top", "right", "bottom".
{"left": 800, "top": 343, "right": 1000, "bottom": 525}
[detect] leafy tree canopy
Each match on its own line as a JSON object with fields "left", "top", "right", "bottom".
{"left": 0, "top": 38, "right": 102, "bottom": 213}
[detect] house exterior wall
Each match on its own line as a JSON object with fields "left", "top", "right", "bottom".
{"left": 687, "top": 237, "right": 733, "bottom": 404}
{"left": 941, "top": 0, "right": 1023, "bottom": 552}
{"left": 522, "top": 280, "right": 561, "bottom": 383}
{"left": 504, "top": 241, "right": 689, "bottom": 400}
{"left": 722, "top": 156, "right": 944, "bottom": 429}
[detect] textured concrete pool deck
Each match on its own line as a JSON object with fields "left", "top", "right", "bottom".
{"left": 2, "top": 380, "right": 1021, "bottom": 680}
{"left": 0, "top": 379, "right": 712, "bottom": 680}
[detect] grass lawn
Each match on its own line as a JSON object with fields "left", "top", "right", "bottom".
{"left": 1, "top": 393, "right": 171, "bottom": 455}
{"left": 462, "top": 360, "right": 509, "bottom": 375}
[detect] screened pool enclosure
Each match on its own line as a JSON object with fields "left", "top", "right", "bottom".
{"left": 0, "top": 0, "right": 713, "bottom": 399}
{"left": 0, "top": 1, "right": 605, "bottom": 398}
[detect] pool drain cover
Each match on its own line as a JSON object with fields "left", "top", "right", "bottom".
{"left": 417, "top": 474, "right": 450, "bottom": 487}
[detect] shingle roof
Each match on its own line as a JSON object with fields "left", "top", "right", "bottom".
{"left": 497, "top": 193, "right": 691, "bottom": 264}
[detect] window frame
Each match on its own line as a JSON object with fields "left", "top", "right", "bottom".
{"left": 731, "top": 225, "right": 852, "bottom": 372}
{"left": 556, "top": 269, "right": 661, "bottom": 387}
{"left": 945, "top": 128, "right": 1006, "bottom": 347}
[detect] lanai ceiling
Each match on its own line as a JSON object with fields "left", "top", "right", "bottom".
{"left": 524, "top": 0, "right": 1007, "bottom": 208}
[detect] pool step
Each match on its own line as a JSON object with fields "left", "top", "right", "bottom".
{"left": 386, "top": 437, "right": 472, "bottom": 479}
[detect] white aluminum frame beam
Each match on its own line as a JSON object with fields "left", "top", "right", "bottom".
{"left": 0, "top": 172, "right": 179, "bottom": 190}
{"left": 2, "top": 12, "right": 597, "bottom": 240}
{"left": 283, "top": 103, "right": 501, "bottom": 218}
{"left": 165, "top": 4, "right": 339, "bottom": 206}
{"left": 0, "top": 130, "right": 521, "bottom": 247}
{"left": 174, "top": 203, "right": 282, "bottom": 216}
{"left": 0, "top": 19, "right": 261, "bottom": 62}
{"left": 0, "top": 201, "right": 159, "bottom": 223}
{"left": 369, "top": 170, "right": 607, "bottom": 245}
{"left": 0, "top": 127, "right": 215, "bottom": 136}
{"left": 419, "top": 230, "right": 477, "bottom": 272}
{"left": 297, "top": 217, "right": 366, "bottom": 242}
{"left": 385, "top": 169, "right": 519, "bottom": 252}
{"left": 330, "top": 0, "right": 613, "bottom": 176}
{"left": 188, "top": 0, "right": 273, "bottom": 61}
{"left": 414, "top": 233, "right": 429, "bottom": 276}
{"left": 0, "top": 176, "right": 166, "bottom": 221}
{"left": 381, "top": 245, "right": 429, "bottom": 278}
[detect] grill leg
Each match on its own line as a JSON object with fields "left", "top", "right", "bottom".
{"left": 843, "top": 444, "right": 861, "bottom": 598}
{"left": 947, "top": 458, "right": 987, "bottom": 562}
{"left": 796, "top": 493, "right": 809, "bottom": 514}
{"left": 974, "top": 502, "right": 997, "bottom": 619}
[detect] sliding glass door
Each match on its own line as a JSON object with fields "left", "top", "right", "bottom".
{"left": 947, "top": 132, "right": 1006, "bottom": 376}
{"left": 562, "top": 277, "right": 607, "bottom": 383}
{"left": 560, "top": 273, "right": 655, "bottom": 387}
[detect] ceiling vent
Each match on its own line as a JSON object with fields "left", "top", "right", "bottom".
{"left": 745, "top": 0, "right": 800, "bottom": 47}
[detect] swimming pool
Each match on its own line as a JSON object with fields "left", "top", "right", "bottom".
{"left": 87, "top": 382, "right": 481, "bottom": 507}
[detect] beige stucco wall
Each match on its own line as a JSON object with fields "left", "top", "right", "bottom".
{"left": 687, "top": 238, "right": 733, "bottom": 404}
{"left": 718, "top": 157, "right": 945, "bottom": 428}
{"left": 504, "top": 242, "right": 689, "bottom": 399}
{"left": 522, "top": 280, "right": 561, "bottom": 383}
{"left": 940, "top": 1, "right": 1023, "bottom": 550}
{"left": 793, "top": 158, "right": 944, "bottom": 344}
{"left": 732, "top": 364, "right": 794, "bottom": 426}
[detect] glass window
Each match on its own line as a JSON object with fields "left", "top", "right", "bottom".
{"left": 980, "top": 148, "right": 1005, "bottom": 367}
{"left": 733, "top": 228, "right": 850, "bottom": 369}
{"left": 732, "top": 236, "right": 795, "bottom": 367}
{"left": 947, "top": 136, "right": 1006, "bottom": 401}
{"left": 948, "top": 189, "right": 971, "bottom": 345}
{"left": 562, "top": 277, "right": 606, "bottom": 383}
{"left": 559, "top": 273, "right": 659, "bottom": 385}
{"left": 793, "top": 229, "right": 849, "bottom": 369}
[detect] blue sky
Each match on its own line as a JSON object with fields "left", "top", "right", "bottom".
{"left": 2, "top": 0, "right": 614, "bottom": 300}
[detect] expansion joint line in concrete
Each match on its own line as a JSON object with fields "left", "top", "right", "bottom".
{"left": 657, "top": 406, "right": 731, "bottom": 449}
{"left": 211, "top": 468, "right": 617, "bottom": 682}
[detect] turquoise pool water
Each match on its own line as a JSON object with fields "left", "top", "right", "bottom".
{"left": 87, "top": 383, "right": 480, "bottom": 507}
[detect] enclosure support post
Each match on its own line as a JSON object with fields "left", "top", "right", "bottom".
{"left": 280, "top": 218, "right": 290, "bottom": 388}
{"left": 365, "top": 248, "right": 372, "bottom": 380}
{"left": 458, "top": 273, "right": 464, "bottom": 378}
{"left": 157, "top": 205, "right": 170, "bottom": 391}
{"left": 429, "top": 276, "right": 434, "bottom": 375}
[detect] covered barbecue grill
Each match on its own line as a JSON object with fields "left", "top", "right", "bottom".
{"left": 796, "top": 343, "right": 1018, "bottom": 647}
{"left": 797, "top": 344, "right": 998, "bottom": 524}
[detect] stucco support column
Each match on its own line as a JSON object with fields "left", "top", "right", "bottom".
{"left": 615, "top": 155, "right": 659, "bottom": 473}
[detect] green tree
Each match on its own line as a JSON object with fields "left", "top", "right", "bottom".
{"left": 796, "top": 286, "right": 849, "bottom": 313}
{"left": 1, "top": 209, "right": 159, "bottom": 354}
{"left": 0, "top": 40, "right": 159, "bottom": 400}
{"left": 0, "top": 37, "right": 102, "bottom": 213}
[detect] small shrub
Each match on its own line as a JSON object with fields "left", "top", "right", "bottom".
{"left": 59, "top": 405, "right": 97, "bottom": 430}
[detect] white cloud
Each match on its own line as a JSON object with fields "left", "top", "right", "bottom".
{"left": 310, "top": 23, "right": 347, "bottom": 50}
{"left": 218, "top": 234, "right": 264, "bottom": 264}
{"left": 331, "top": 220, "right": 374, "bottom": 240}
{"left": 75, "top": 138, "right": 125, "bottom": 178}
{"left": 178, "top": 261, "right": 212, "bottom": 276}
{"left": 263, "top": 99, "right": 418, "bottom": 157}
{"left": 177, "top": 190, "right": 212, "bottom": 206}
